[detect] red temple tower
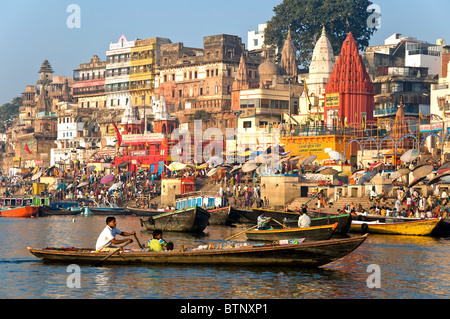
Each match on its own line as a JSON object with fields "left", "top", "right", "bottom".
{"left": 324, "top": 32, "right": 374, "bottom": 130}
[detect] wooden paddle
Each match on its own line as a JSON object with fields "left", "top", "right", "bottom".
{"left": 133, "top": 233, "right": 143, "bottom": 249}
{"left": 271, "top": 218, "right": 287, "bottom": 229}
{"left": 91, "top": 241, "right": 131, "bottom": 267}
{"left": 225, "top": 224, "right": 259, "bottom": 241}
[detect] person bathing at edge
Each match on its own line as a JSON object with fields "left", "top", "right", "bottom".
{"left": 95, "top": 216, "right": 135, "bottom": 252}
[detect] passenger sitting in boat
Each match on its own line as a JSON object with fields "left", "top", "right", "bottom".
{"left": 257, "top": 213, "right": 272, "bottom": 230}
{"left": 298, "top": 208, "right": 311, "bottom": 228}
{"left": 148, "top": 230, "right": 174, "bottom": 251}
{"left": 95, "top": 217, "right": 135, "bottom": 252}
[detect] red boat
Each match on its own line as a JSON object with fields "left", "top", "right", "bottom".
{"left": 0, "top": 206, "right": 38, "bottom": 218}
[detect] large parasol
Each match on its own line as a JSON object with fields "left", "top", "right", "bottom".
{"left": 168, "top": 162, "right": 187, "bottom": 171}
{"left": 320, "top": 167, "right": 339, "bottom": 175}
{"left": 31, "top": 171, "right": 42, "bottom": 181}
{"left": 412, "top": 165, "right": 433, "bottom": 179}
{"left": 327, "top": 150, "right": 345, "bottom": 161}
{"left": 301, "top": 155, "right": 317, "bottom": 166}
{"left": 349, "top": 170, "right": 365, "bottom": 180}
{"left": 369, "top": 162, "right": 383, "bottom": 171}
{"left": 100, "top": 175, "right": 114, "bottom": 184}
{"left": 408, "top": 176, "right": 427, "bottom": 188}
{"left": 357, "top": 171, "right": 377, "bottom": 185}
{"left": 427, "top": 170, "right": 450, "bottom": 185}
{"left": 390, "top": 168, "right": 411, "bottom": 181}
{"left": 242, "top": 162, "right": 259, "bottom": 173}
{"left": 207, "top": 167, "right": 219, "bottom": 177}
{"left": 400, "top": 149, "right": 420, "bottom": 163}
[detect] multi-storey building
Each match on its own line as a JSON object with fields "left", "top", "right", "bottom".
{"left": 73, "top": 55, "right": 108, "bottom": 109}
{"left": 157, "top": 34, "right": 264, "bottom": 133}
{"left": 105, "top": 35, "right": 135, "bottom": 109}
{"left": 130, "top": 37, "right": 171, "bottom": 109}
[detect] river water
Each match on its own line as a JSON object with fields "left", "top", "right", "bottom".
{"left": 0, "top": 215, "right": 449, "bottom": 300}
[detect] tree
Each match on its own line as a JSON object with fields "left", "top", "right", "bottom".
{"left": 189, "top": 110, "right": 212, "bottom": 123}
{"left": 264, "top": 0, "right": 378, "bottom": 68}
{"left": 0, "top": 96, "right": 22, "bottom": 126}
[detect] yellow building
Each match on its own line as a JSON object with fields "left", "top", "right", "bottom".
{"left": 130, "top": 37, "right": 171, "bottom": 108}
{"left": 280, "top": 135, "right": 355, "bottom": 162}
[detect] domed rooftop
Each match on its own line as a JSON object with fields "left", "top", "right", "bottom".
{"left": 258, "top": 59, "right": 279, "bottom": 79}
{"left": 309, "top": 27, "right": 335, "bottom": 79}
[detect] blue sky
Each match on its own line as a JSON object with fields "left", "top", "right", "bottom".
{"left": 0, "top": 0, "right": 449, "bottom": 105}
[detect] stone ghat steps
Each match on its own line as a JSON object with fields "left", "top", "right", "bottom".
{"left": 287, "top": 196, "right": 401, "bottom": 213}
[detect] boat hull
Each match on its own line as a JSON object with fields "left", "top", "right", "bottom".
{"left": 88, "top": 207, "right": 130, "bottom": 215}
{"left": 208, "top": 206, "right": 232, "bottom": 225}
{"left": 0, "top": 206, "right": 38, "bottom": 218}
{"left": 40, "top": 206, "right": 83, "bottom": 216}
{"left": 26, "top": 234, "right": 368, "bottom": 268}
{"left": 252, "top": 208, "right": 351, "bottom": 235}
{"left": 245, "top": 223, "right": 337, "bottom": 242}
{"left": 140, "top": 206, "right": 210, "bottom": 232}
{"left": 350, "top": 218, "right": 441, "bottom": 236}
{"left": 127, "top": 207, "right": 172, "bottom": 217}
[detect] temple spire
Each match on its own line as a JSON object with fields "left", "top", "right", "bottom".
{"left": 280, "top": 27, "right": 298, "bottom": 78}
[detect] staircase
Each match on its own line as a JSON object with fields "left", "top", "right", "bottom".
{"left": 287, "top": 196, "right": 402, "bottom": 214}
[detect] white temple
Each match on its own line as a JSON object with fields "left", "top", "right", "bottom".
{"left": 152, "top": 94, "right": 174, "bottom": 121}
{"left": 298, "top": 27, "right": 336, "bottom": 125}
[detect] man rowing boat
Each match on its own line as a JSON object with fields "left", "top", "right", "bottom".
{"left": 95, "top": 216, "right": 135, "bottom": 252}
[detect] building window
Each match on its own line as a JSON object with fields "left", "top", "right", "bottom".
{"left": 243, "top": 121, "right": 252, "bottom": 129}
{"left": 254, "top": 39, "right": 259, "bottom": 47}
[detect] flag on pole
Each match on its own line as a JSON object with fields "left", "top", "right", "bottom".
{"left": 112, "top": 122, "right": 122, "bottom": 148}
{"left": 24, "top": 142, "right": 33, "bottom": 155}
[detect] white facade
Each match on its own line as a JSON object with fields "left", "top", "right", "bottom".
{"left": 106, "top": 35, "right": 135, "bottom": 109}
{"left": 298, "top": 27, "right": 335, "bottom": 125}
{"left": 381, "top": 33, "right": 444, "bottom": 77}
{"left": 430, "top": 61, "right": 450, "bottom": 116}
{"left": 248, "top": 24, "right": 267, "bottom": 51}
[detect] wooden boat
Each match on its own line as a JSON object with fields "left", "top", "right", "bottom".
{"left": 228, "top": 207, "right": 258, "bottom": 224}
{"left": 140, "top": 205, "right": 210, "bottom": 233}
{"left": 350, "top": 218, "right": 441, "bottom": 236}
{"left": 40, "top": 206, "right": 83, "bottom": 216}
{"left": 245, "top": 223, "right": 338, "bottom": 242}
{"left": 284, "top": 213, "right": 352, "bottom": 235}
{"left": 127, "top": 207, "right": 173, "bottom": 217}
{"left": 432, "top": 219, "right": 450, "bottom": 237}
{"left": 208, "top": 206, "right": 233, "bottom": 226}
{"left": 88, "top": 207, "right": 130, "bottom": 215}
{"left": 26, "top": 234, "right": 368, "bottom": 268}
{"left": 0, "top": 206, "right": 38, "bottom": 218}
{"left": 252, "top": 208, "right": 351, "bottom": 235}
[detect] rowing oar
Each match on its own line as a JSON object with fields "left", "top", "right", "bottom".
{"left": 91, "top": 241, "right": 131, "bottom": 267}
{"left": 271, "top": 218, "right": 287, "bottom": 229}
{"left": 225, "top": 224, "right": 259, "bottom": 241}
{"left": 133, "top": 233, "right": 143, "bottom": 249}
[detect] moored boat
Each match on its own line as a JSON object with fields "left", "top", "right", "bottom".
{"left": 350, "top": 218, "right": 441, "bottom": 236}
{"left": 127, "top": 207, "right": 173, "bottom": 217}
{"left": 245, "top": 223, "right": 338, "bottom": 242}
{"left": 26, "top": 234, "right": 368, "bottom": 268}
{"left": 0, "top": 206, "right": 38, "bottom": 218}
{"left": 40, "top": 206, "right": 83, "bottom": 216}
{"left": 252, "top": 208, "right": 351, "bottom": 234}
{"left": 88, "top": 207, "right": 130, "bottom": 215}
{"left": 140, "top": 205, "right": 210, "bottom": 233}
{"left": 208, "top": 206, "right": 232, "bottom": 225}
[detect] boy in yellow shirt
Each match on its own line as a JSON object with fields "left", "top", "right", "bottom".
{"left": 148, "top": 230, "right": 174, "bottom": 251}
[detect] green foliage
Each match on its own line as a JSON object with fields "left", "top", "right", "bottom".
{"left": 264, "top": 0, "right": 377, "bottom": 68}
{"left": 189, "top": 110, "right": 212, "bottom": 123}
{"left": 0, "top": 97, "right": 22, "bottom": 126}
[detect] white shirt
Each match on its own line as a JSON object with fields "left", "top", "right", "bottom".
{"left": 96, "top": 226, "right": 122, "bottom": 251}
{"left": 298, "top": 214, "right": 311, "bottom": 228}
